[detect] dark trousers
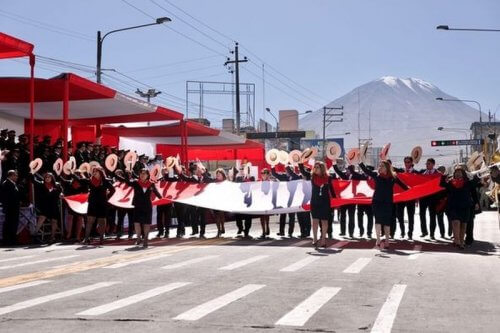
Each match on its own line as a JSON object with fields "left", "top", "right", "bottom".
{"left": 420, "top": 198, "right": 437, "bottom": 236}
{"left": 186, "top": 205, "right": 204, "bottom": 235}
{"left": 433, "top": 210, "right": 446, "bottom": 238}
{"left": 156, "top": 204, "right": 172, "bottom": 235}
{"left": 2, "top": 207, "right": 19, "bottom": 245}
{"left": 196, "top": 208, "right": 206, "bottom": 236}
{"left": 297, "top": 212, "right": 311, "bottom": 237}
{"left": 339, "top": 205, "right": 355, "bottom": 235}
{"left": 174, "top": 204, "right": 185, "bottom": 236}
{"left": 117, "top": 208, "right": 134, "bottom": 238}
{"left": 279, "top": 213, "right": 296, "bottom": 235}
{"left": 107, "top": 207, "right": 117, "bottom": 234}
{"left": 465, "top": 211, "right": 475, "bottom": 245}
{"left": 235, "top": 214, "right": 244, "bottom": 232}
{"left": 396, "top": 201, "right": 415, "bottom": 237}
{"left": 236, "top": 214, "right": 252, "bottom": 236}
{"left": 357, "top": 205, "right": 373, "bottom": 236}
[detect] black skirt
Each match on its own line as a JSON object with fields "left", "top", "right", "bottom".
{"left": 87, "top": 202, "right": 108, "bottom": 219}
{"left": 133, "top": 208, "right": 152, "bottom": 225}
{"left": 310, "top": 203, "right": 331, "bottom": 220}
{"left": 372, "top": 201, "right": 393, "bottom": 225}
{"left": 447, "top": 207, "right": 470, "bottom": 223}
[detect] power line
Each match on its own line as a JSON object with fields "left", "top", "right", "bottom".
{"left": 139, "top": 64, "right": 223, "bottom": 81}
{"left": 125, "top": 54, "right": 221, "bottom": 73}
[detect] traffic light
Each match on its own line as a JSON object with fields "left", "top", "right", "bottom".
{"left": 431, "top": 140, "right": 459, "bottom": 146}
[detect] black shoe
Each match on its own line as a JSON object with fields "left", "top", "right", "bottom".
{"left": 277, "top": 232, "right": 284, "bottom": 236}
{"left": 266, "top": 230, "right": 270, "bottom": 235}
{"left": 199, "top": 234, "right": 206, "bottom": 239}
{"left": 400, "top": 233, "right": 405, "bottom": 239}
{"left": 367, "top": 234, "right": 372, "bottom": 239}
{"left": 156, "top": 231, "right": 164, "bottom": 238}
{"left": 164, "top": 233, "right": 169, "bottom": 239}
{"left": 430, "top": 235, "right": 435, "bottom": 240}
{"left": 259, "top": 234, "right": 266, "bottom": 240}
{"left": 237, "top": 229, "right": 243, "bottom": 235}
{"left": 408, "top": 235, "right": 413, "bottom": 241}
{"left": 288, "top": 233, "right": 294, "bottom": 238}
{"left": 349, "top": 234, "right": 354, "bottom": 239}
{"left": 420, "top": 233, "right": 428, "bottom": 237}
{"left": 441, "top": 234, "right": 445, "bottom": 239}
{"left": 339, "top": 232, "right": 346, "bottom": 236}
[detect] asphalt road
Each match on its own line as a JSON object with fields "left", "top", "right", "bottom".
{"left": 0, "top": 211, "right": 498, "bottom": 333}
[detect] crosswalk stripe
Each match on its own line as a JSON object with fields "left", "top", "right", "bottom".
{"left": 161, "top": 255, "right": 218, "bottom": 270}
{"left": 0, "top": 255, "right": 79, "bottom": 270}
{"left": 219, "top": 255, "right": 269, "bottom": 270}
{"left": 0, "top": 280, "right": 52, "bottom": 294}
{"left": 275, "top": 287, "right": 341, "bottom": 326}
{"left": 343, "top": 258, "right": 372, "bottom": 274}
{"left": 174, "top": 284, "right": 265, "bottom": 321}
{"left": 280, "top": 257, "right": 320, "bottom": 272}
{"left": 371, "top": 284, "right": 407, "bottom": 333}
{"left": 281, "top": 240, "right": 311, "bottom": 251}
{"left": 408, "top": 245, "right": 422, "bottom": 260}
{"left": 329, "top": 241, "right": 349, "bottom": 249}
{"left": 76, "top": 282, "right": 191, "bottom": 316}
{"left": 0, "top": 255, "right": 37, "bottom": 263}
{"left": 104, "top": 253, "right": 173, "bottom": 269}
{"left": 0, "top": 281, "right": 119, "bottom": 315}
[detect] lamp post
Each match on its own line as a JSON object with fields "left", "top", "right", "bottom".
{"left": 436, "top": 25, "right": 500, "bottom": 32}
{"left": 435, "top": 97, "right": 483, "bottom": 139}
{"left": 265, "top": 107, "right": 278, "bottom": 132}
{"left": 96, "top": 17, "right": 171, "bottom": 83}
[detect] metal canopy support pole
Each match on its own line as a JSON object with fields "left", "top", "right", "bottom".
{"left": 29, "top": 54, "right": 35, "bottom": 160}
{"left": 62, "top": 75, "right": 70, "bottom": 161}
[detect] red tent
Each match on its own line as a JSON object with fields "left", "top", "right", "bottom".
{"left": 0, "top": 73, "right": 184, "bottom": 160}
{"left": 0, "top": 33, "right": 35, "bottom": 158}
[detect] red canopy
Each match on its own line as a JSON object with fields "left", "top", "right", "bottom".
{"left": 0, "top": 32, "right": 34, "bottom": 59}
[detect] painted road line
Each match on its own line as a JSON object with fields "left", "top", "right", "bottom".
{"left": 280, "top": 257, "right": 320, "bottom": 272}
{"left": 161, "top": 255, "right": 219, "bottom": 270}
{"left": 0, "top": 255, "right": 79, "bottom": 270}
{"left": 0, "top": 281, "right": 119, "bottom": 316}
{"left": 219, "top": 255, "right": 269, "bottom": 271}
{"left": 343, "top": 258, "right": 372, "bottom": 274}
{"left": 329, "top": 241, "right": 349, "bottom": 249}
{"left": 408, "top": 245, "right": 422, "bottom": 260}
{"left": 174, "top": 284, "right": 265, "bottom": 321}
{"left": 371, "top": 284, "right": 407, "bottom": 333}
{"left": 281, "top": 239, "right": 311, "bottom": 251}
{"left": 77, "top": 282, "right": 191, "bottom": 316}
{"left": 104, "top": 253, "right": 173, "bottom": 269}
{"left": 276, "top": 287, "right": 341, "bottom": 326}
{"left": 0, "top": 280, "right": 52, "bottom": 294}
{"left": 0, "top": 255, "right": 37, "bottom": 263}
{"left": 257, "top": 240, "right": 275, "bottom": 246}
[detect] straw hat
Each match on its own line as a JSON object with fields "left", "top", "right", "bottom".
{"left": 411, "top": 146, "right": 423, "bottom": 164}
{"left": 78, "top": 162, "right": 91, "bottom": 174}
{"left": 278, "top": 150, "right": 289, "bottom": 165}
{"left": 265, "top": 148, "right": 280, "bottom": 166}
{"left": 300, "top": 147, "right": 318, "bottom": 163}
{"left": 359, "top": 141, "right": 369, "bottom": 163}
{"left": 105, "top": 153, "right": 118, "bottom": 172}
{"left": 63, "top": 160, "right": 73, "bottom": 175}
{"left": 69, "top": 156, "right": 77, "bottom": 172}
{"left": 124, "top": 151, "right": 137, "bottom": 171}
{"left": 52, "top": 158, "right": 63, "bottom": 176}
{"left": 89, "top": 161, "right": 101, "bottom": 173}
{"left": 379, "top": 143, "right": 391, "bottom": 161}
{"left": 150, "top": 164, "right": 161, "bottom": 181}
{"left": 165, "top": 156, "right": 177, "bottom": 170}
{"left": 326, "top": 142, "right": 342, "bottom": 161}
{"left": 346, "top": 148, "right": 361, "bottom": 165}
{"left": 288, "top": 150, "right": 302, "bottom": 166}
{"left": 29, "top": 158, "right": 43, "bottom": 174}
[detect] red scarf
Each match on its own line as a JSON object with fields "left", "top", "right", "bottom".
{"left": 44, "top": 182, "right": 54, "bottom": 191}
{"left": 138, "top": 179, "right": 152, "bottom": 189}
{"left": 312, "top": 175, "right": 329, "bottom": 187}
{"left": 91, "top": 176, "right": 102, "bottom": 187}
{"left": 71, "top": 180, "right": 80, "bottom": 189}
{"left": 451, "top": 179, "right": 465, "bottom": 189}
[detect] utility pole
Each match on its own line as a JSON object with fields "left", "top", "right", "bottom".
{"left": 224, "top": 42, "right": 248, "bottom": 135}
{"left": 322, "top": 106, "right": 344, "bottom": 157}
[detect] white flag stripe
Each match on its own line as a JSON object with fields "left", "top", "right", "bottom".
{"left": 161, "top": 255, "right": 218, "bottom": 270}
{"left": 280, "top": 257, "right": 320, "bottom": 272}
{"left": 408, "top": 245, "right": 422, "bottom": 260}
{"left": 343, "top": 258, "right": 372, "bottom": 274}
{"left": 77, "top": 282, "right": 191, "bottom": 316}
{"left": 0, "top": 280, "right": 52, "bottom": 294}
{"left": 219, "top": 255, "right": 269, "bottom": 271}
{"left": 104, "top": 253, "right": 172, "bottom": 269}
{"left": 275, "top": 287, "right": 341, "bottom": 326}
{"left": 0, "top": 255, "right": 79, "bottom": 270}
{"left": 0, "top": 255, "right": 36, "bottom": 263}
{"left": 174, "top": 284, "right": 265, "bottom": 321}
{"left": 371, "top": 284, "right": 407, "bottom": 333}
{"left": 0, "top": 282, "right": 119, "bottom": 315}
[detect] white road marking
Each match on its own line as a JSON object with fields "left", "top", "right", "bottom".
{"left": 77, "top": 282, "right": 191, "bottom": 316}
{"left": 281, "top": 239, "right": 312, "bottom": 251}
{"left": 371, "top": 284, "right": 407, "bottom": 333}
{"left": 280, "top": 257, "right": 320, "bottom": 272}
{"left": 161, "top": 255, "right": 218, "bottom": 270}
{"left": 343, "top": 258, "right": 372, "bottom": 274}
{"left": 257, "top": 240, "right": 275, "bottom": 246}
{"left": 408, "top": 245, "right": 422, "bottom": 260}
{"left": 218, "top": 255, "right": 269, "bottom": 270}
{"left": 275, "top": 287, "right": 341, "bottom": 326}
{"left": 104, "top": 253, "right": 172, "bottom": 269}
{"left": 0, "top": 280, "right": 52, "bottom": 294}
{"left": 0, "top": 255, "right": 79, "bottom": 270}
{"left": 0, "top": 255, "right": 36, "bottom": 263}
{"left": 0, "top": 281, "right": 119, "bottom": 315}
{"left": 329, "top": 241, "right": 349, "bottom": 249}
{"left": 174, "top": 284, "right": 265, "bottom": 321}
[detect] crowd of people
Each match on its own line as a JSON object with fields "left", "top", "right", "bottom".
{"left": 0, "top": 129, "right": 497, "bottom": 251}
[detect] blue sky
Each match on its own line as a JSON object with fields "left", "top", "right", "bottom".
{"left": 1, "top": 0, "right": 499, "bottom": 127}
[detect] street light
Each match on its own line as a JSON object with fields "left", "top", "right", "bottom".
{"left": 436, "top": 25, "right": 500, "bottom": 32}
{"left": 265, "top": 107, "right": 278, "bottom": 131}
{"left": 435, "top": 97, "right": 483, "bottom": 138}
{"left": 96, "top": 17, "right": 171, "bottom": 83}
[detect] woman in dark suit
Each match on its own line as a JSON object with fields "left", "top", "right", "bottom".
{"left": 31, "top": 172, "right": 62, "bottom": 243}
{"left": 359, "top": 160, "right": 408, "bottom": 249}
{"left": 122, "top": 168, "right": 162, "bottom": 248}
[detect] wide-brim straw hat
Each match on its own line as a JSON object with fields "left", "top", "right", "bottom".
{"left": 278, "top": 150, "right": 289, "bottom": 165}
{"left": 265, "top": 148, "right": 280, "bottom": 166}
{"left": 63, "top": 160, "right": 73, "bottom": 175}
{"left": 29, "top": 158, "right": 43, "bottom": 174}
{"left": 288, "top": 150, "right": 302, "bottom": 165}
{"left": 346, "top": 148, "right": 361, "bottom": 165}
{"left": 379, "top": 143, "right": 391, "bottom": 161}
{"left": 411, "top": 146, "right": 423, "bottom": 164}
{"left": 124, "top": 151, "right": 137, "bottom": 171}
{"left": 165, "top": 156, "right": 176, "bottom": 169}
{"left": 52, "top": 158, "right": 63, "bottom": 176}
{"left": 326, "top": 142, "right": 342, "bottom": 161}
{"left": 78, "top": 162, "right": 91, "bottom": 174}
{"left": 105, "top": 153, "right": 118, "bottom": 172}
{"left": 300, "top": 147, "right": 318, "bottom": 163}
{"left": 150, "top": 164, "right": 161, "bottom": 181}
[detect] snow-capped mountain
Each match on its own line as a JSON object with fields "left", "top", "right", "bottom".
{"left": 299, "top": 76, "right": 484, "bottom": 167}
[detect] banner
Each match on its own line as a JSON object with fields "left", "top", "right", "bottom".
{"left": 63, "top": 174, "right": 444, "bottom": 215}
